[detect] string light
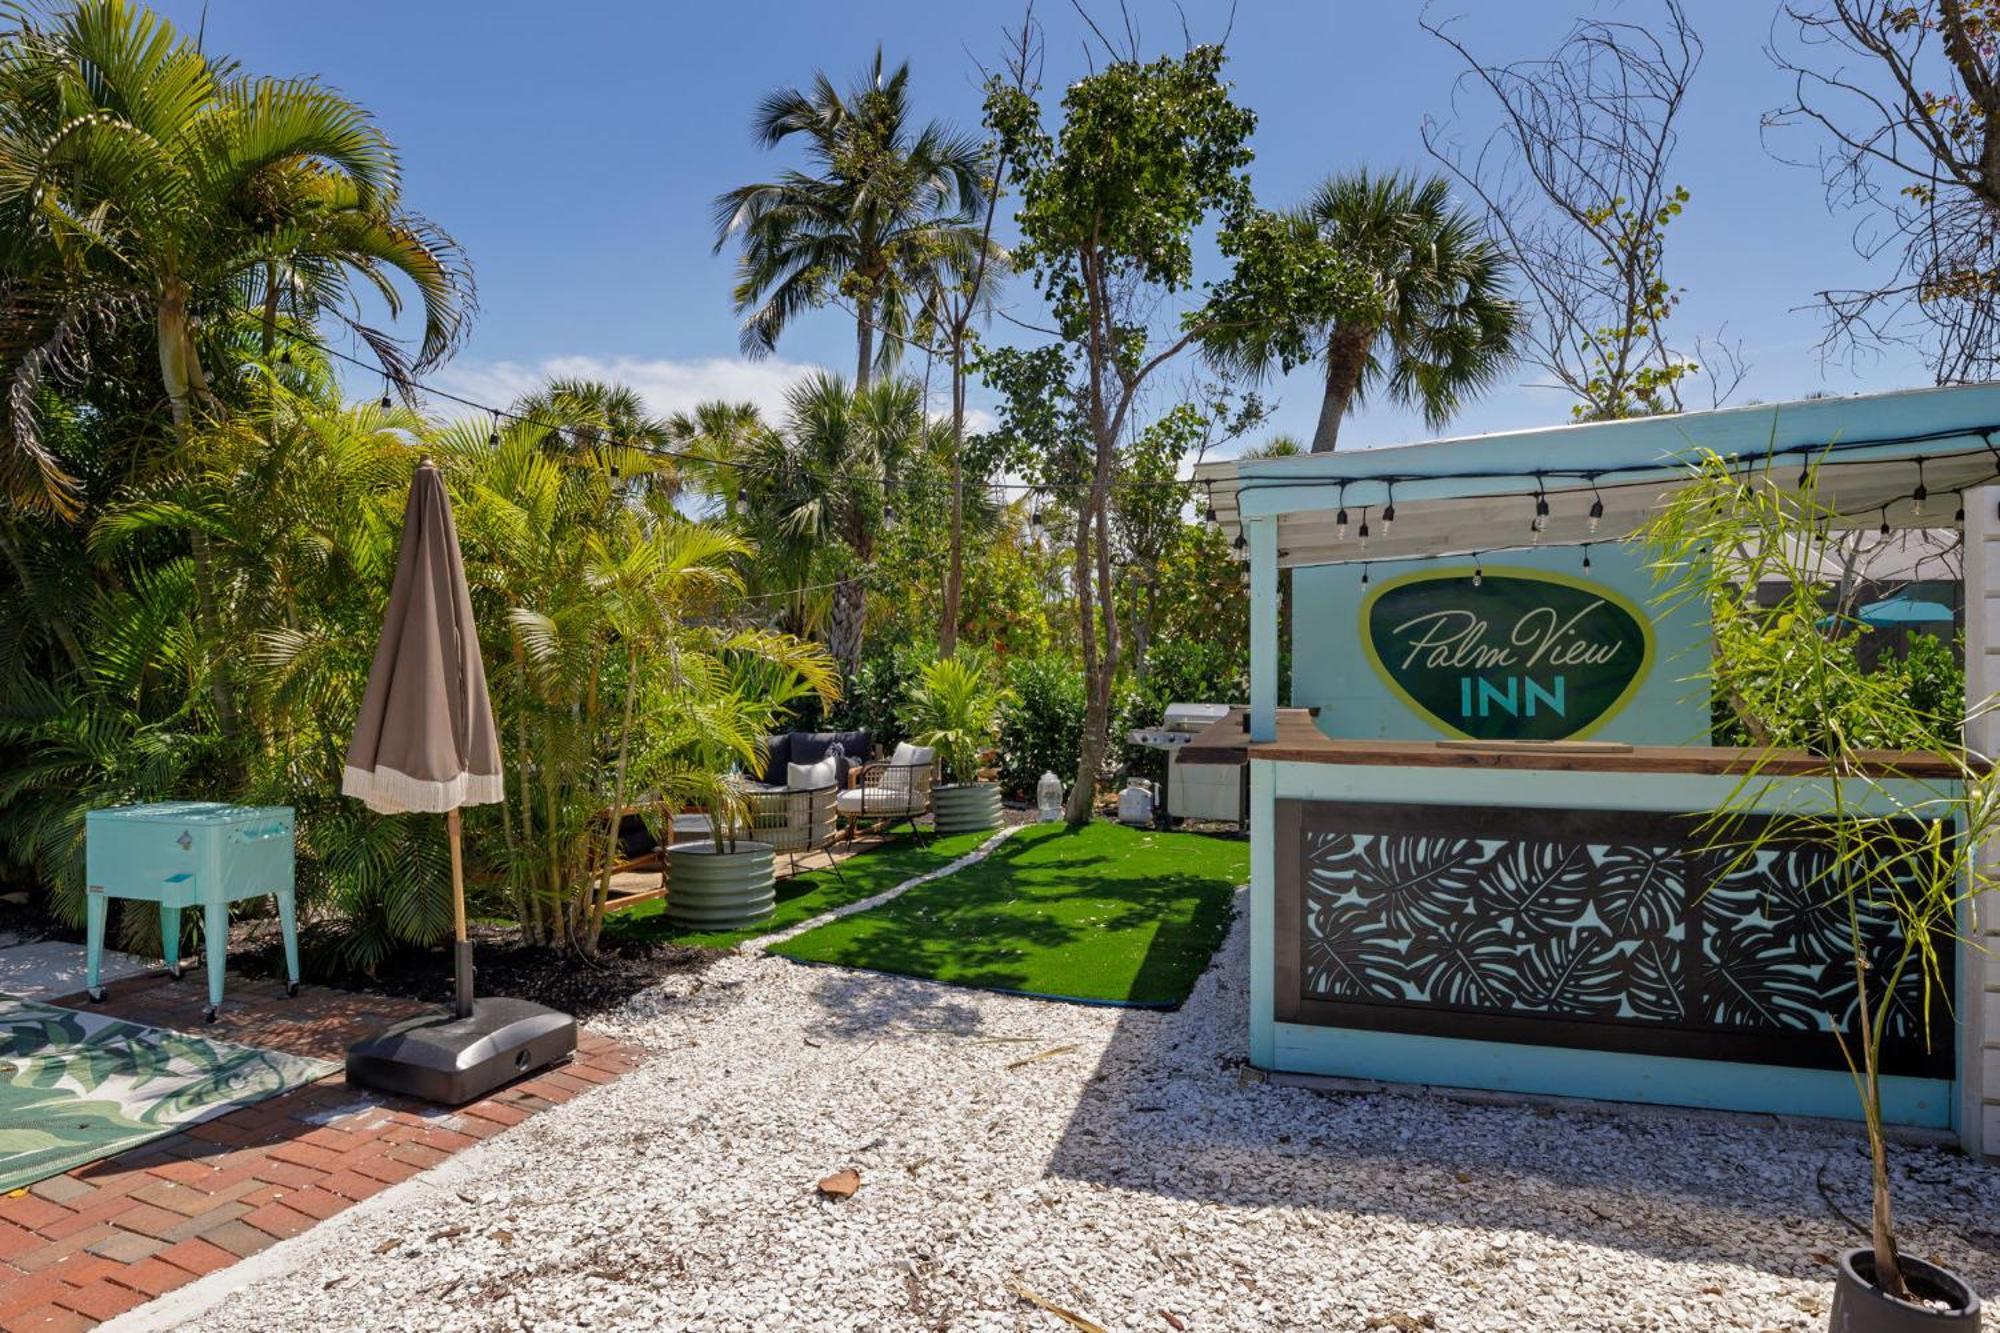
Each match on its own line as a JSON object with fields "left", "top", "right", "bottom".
{"left": 1232, "top": 532, "right": 1247, "bottom": 553}
{"left": 1335, "top": 485, "right": 1348, "bottom": 542}
{"left": 1202, "top": 485, "right": 1218, "bottom": 526}
{"left": 1531, "top": 481, "right": 1549, "bottom": 543}
{"left": 1471, "top": 557, "right": 1483, "bottom": 588}
{"left": 378, "top": 380, "right": 393, "bottom": 410}
{"left": 488, "top": 412, "right": 500, "bottom": 447}
{"left": 1357, "top": 508, "right": 1371, "bottom": 553}
{"left": 1381, "top": 482, "right": 1396, "bottom": 532}
{"left": 1582, "top": 543, "right": 1593, "bottom": 571}
{"left": 1588, "top": 480, "right": 1605, "bottom": 534}
{"left": 1912, "top": 458, "right": 1927, "bottom": 516}
{"left": 1879, "top": 506, "right": 1891, "bottom": 537}
{"left": 1360, "top": 563, "right": 1370, "bottom": 587}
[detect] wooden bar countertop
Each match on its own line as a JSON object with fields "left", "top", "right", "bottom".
{"left": 1176, "top": 709, "right": 1975, "bottom": 779}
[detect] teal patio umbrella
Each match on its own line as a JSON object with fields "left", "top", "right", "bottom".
{"left": 1854, "top": 596, "right": 1955, "bottom": 627}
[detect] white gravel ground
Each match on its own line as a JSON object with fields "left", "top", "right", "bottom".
{"left": 160, "top": 895, "right": 1997, "bottom": 1332}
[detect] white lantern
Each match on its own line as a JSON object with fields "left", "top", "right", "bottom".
{"left": 1036, "top": 771, "right": 1065, "bottom": 823}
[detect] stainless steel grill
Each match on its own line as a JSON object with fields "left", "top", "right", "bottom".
{"left": 1127, "top": 703, "right": 1245, "bottom": 824}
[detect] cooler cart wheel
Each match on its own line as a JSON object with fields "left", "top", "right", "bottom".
{"left": 201, "top": 1004, "right": 217, "bottom": 1024}
{"left": 87, "top": 986, "right": 105, "bottom": 1004}
{"left": 167, "top": 963, "right": 183, "bottom": 981}
{"left": 285, "top": 981, "right": 299, "bottom": 999}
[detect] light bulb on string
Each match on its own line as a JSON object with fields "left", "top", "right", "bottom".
{"left": 1582, "top": 544, "right": 1593, "bottom": 572}
{"left": 488, "top": 413, "right": 501, "bottom": 447}
{"left": 1471, "top": 558, "right": 1483, "bottom": 588}
{"left": 1588, "top": 482, "right": 1605, "bottom": 534}
{"left": 1360, "top": 563, "right": 1370, "bottom": 587}
{"left": 1382, "top": 483, "right": 1396, "bottom": 533}
{"left": 1879, "top": 506, "right": 1891, "bottom": 537}
{"left": 1202, "top": 486, "right": 1218, "bottom": 525}
{"left": 1912, "top": 458, "right": 1927, "bottom": 516}
{"left": 1956, "top": 492, "right": 1966, "bottom": 526}
{"left": 1232, "top": 532, "right": 1247, "bottom": 554}
{"left": 1357, "top": 509, "right": 1371, "bottom": 553}
{"left": 1335, "top": 485, "right": 1349, "bottom": 542}
{"left": 378, "top": 379, "right": 393, "bottom": 410}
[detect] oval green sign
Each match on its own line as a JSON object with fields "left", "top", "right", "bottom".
{"left": 1360, "top": 567, "right": 1655, "bottom": 741}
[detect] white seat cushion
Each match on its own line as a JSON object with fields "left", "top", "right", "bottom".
{"left": 836, "top": 787, "right": 926, "bottom": 817}
{"left": 890, "top": 741, "right": 935, "bottom": 768}
{"left": 787, "top": 756, "right": 838, "bottom": 791}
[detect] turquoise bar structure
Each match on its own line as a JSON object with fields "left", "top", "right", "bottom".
{"left": 84, "top": 802, "right": 301, "bottom": 1021}
{"left": 1194, "top": 386, "right": 2000, "bottom": 1153}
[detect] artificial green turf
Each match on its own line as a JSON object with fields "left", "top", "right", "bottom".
{"left": 600, "top": 830, "right": 994, "bottom": 951}
{"left": 771, "top": 821, "right": 1246, "bottom": 1006}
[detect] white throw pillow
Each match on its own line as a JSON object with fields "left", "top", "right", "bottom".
{"left": 787, "top": 756, "right": 838, "bottom": 791}
{"left": 891, "top": 741, "right": 935, "bottom": 768}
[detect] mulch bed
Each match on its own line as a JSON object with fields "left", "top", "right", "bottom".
{"left": 236, "top": 923, "right": 718, "bottom": 1021}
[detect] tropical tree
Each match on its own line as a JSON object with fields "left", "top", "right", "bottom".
{"left": 737, "top": 373, "right": 925, "bottom": 677}
{"left": 1207, "top": 171, "right": 1520, "bottom": 452}
{"left": 0, "top": 0, "right": 472, "bottom": 498}
{"left": 982, "top": 44, "right": 1373, "bottom": 822}
{"left": 712, "top": 48, "right": 985, "bottom": 389}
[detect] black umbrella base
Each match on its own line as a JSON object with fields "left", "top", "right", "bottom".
{"left": 345, "top": 995, "right": 576, "bottom": 1106}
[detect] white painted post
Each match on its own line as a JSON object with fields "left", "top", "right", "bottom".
{"left": 1960, "top": 484, "right": 2000, "bottom": 1160}
{"left": 1249, "top": 517, "right": 1278, "bottom": 743}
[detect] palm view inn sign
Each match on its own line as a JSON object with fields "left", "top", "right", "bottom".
{"left": 1359, "top": 567, "right": 1656, "bottom": 741}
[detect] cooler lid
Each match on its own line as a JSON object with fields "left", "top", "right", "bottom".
{"left": 87, "top": 802, "right": 286, "bottom": 826}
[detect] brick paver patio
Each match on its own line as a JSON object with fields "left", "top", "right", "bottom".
{"left": 0, "top": 971, "right": 635, "bottom": 1331}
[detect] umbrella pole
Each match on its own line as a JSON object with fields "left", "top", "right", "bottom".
{"left": 448, "top": 808, "right": 474, "bottom": 1020}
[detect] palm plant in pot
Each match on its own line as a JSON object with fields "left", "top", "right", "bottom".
{"left": 903, "top": 651, "right": 1009, "bottom": 834}
{"left": 1642, "top": 451, "right": 1989, "bottom": 1330}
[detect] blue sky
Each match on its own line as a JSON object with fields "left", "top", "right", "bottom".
{"left": 150, "top": 0, "right": 1933, "bottom": 452}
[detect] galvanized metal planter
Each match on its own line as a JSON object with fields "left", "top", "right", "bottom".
{"left": 932, "top": 782, "right": 1002, "bottom": 834}
{"left": 663, "top": 841, "right": 776, "bottom": 928}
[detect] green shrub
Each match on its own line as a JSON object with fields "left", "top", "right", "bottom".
{"left": 817, "top": 639, "right": 935, "bottom": 752}
{"left": 996, "top": 655, "right": 1085, "bottom": 799}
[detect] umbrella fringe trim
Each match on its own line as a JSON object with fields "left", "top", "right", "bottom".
{"left": 341, "top": 765, "right": 505, "bottom": 815}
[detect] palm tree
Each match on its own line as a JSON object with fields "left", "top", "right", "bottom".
{"left": 739, "top": 373, "right": 923, "bottom": 676}
{"left": 0, "top": 0, "right": 474, "bottom": 502}
{"left": 1212, "top": 170, "right": 1520, "bottom": 452}
{"left": 712, "top": 49, "right": 984, "bottom": 389}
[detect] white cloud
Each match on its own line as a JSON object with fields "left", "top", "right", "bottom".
{"left": 427, "top": 354, "right": 827, "bottom": 423}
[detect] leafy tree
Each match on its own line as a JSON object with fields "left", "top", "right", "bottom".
{"left": 984, "top": 43, "right": 1370, "bottom": 821}
{"left": 713, "top": 49, "right": 985, "bottom": 389}
{"left": 1208, "top": 170, "right": 1520, "bottom": 451}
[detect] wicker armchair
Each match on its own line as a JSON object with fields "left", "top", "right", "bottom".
{"left": 739, "top": 782, "right": 841, "bottom": 876}
{"left": 834, "top": 760, "right": 934, "bottom": 842}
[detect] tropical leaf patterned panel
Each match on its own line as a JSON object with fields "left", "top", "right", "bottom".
{"left": 1301, "top": 829, "right": 1687, "bottom": 1020}
{"left": 1293, "top": 807, "right": 1945, "bottom": 1071}
{"left": 0, "top": 998, "right": 335, "bottom": 1194}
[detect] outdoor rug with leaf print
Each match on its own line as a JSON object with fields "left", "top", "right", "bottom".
{"left": 0, "top": 997, "right": 334, "bottom": 1192}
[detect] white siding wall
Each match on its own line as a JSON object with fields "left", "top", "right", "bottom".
{"left": 1962, "top": 486, "right": 2000, "bottom": 1159}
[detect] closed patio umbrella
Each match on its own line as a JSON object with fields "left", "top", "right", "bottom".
{"left": 342, "top": 458, "right": 501, "bottom": 1017}
{"left": 342, "top": 459, "right": 573, "bottom": 1105}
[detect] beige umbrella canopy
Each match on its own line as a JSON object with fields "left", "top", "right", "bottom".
{"left": 343, "top": 458, "right": 500, "bottom": 1017}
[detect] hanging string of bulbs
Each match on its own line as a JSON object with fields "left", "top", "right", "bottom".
{"left": 287, "top": 328, "right": 2000, "bottom": 531}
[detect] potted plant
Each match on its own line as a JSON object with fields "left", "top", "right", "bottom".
{"left": 902, "top": 651, "right": 1009, "bottom": 834}
{"left": 1643, "top": 451, "right": 1986, "bottom": 1330}
{"left": 661, "top": 663, "right": 835, "bottom": 930}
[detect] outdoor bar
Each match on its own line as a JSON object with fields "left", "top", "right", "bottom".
{"left": 1191, "top": 384, "right": 2000, "bottom": 1158}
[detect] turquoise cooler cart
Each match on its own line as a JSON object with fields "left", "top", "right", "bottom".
{"left": 84, "top": 803, "right": 301, "bottom": 1022}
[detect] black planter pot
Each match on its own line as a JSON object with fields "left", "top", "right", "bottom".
{"left": 1829, "top": 1248, "right": 1982, "bottom": 1332}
